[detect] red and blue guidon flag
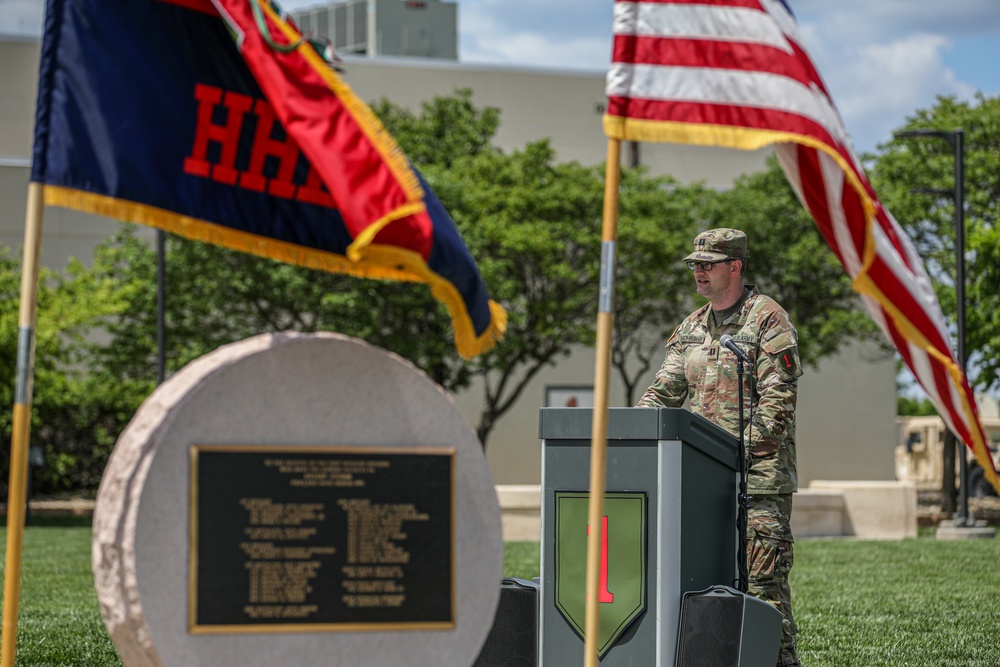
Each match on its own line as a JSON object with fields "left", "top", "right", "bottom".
{"left": 32, "top": 0, "right": 505, "bottom": 358}
{"left": 604, "top": 0, "right": 998, "bottom": 492}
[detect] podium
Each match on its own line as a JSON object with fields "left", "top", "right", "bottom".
{"left": 538, "top": 407, "right": 739, "bottom": 665}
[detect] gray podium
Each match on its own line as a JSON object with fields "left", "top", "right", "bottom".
{"left": 538, "top": 407, "right": 739, "bottom": 666}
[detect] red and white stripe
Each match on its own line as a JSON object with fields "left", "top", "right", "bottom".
{"left": 605, "top": 0, "right": 998, "bottom": 490}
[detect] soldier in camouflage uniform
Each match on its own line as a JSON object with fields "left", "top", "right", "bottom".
{"left": 638, "top": 228, "right": 802, "bottom": 667}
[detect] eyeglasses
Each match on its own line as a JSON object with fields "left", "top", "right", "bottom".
{"left": 685, "top": 259, "right": 733, "bottom": 271}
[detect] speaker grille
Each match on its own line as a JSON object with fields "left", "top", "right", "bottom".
{"left": 676, "top": 586, "right": 743, "bottom": 666}
{"left": 474, "top": 579, "right": 539, "bottom": 667}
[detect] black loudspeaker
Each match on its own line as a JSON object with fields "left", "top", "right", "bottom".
{"left": 675, "top": 585, "right": 782, "bottom": 667}
{"left": 474, "top": 578, "right": 539, "bottom": 667}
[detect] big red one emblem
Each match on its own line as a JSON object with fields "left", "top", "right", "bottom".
{"left": 554, "top": 492, "right": 647, "bottom": 658}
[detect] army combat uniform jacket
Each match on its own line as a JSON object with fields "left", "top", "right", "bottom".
{"left": 638, "top": 285, "right": 802, "bottom": 494}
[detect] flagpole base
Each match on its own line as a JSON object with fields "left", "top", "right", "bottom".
{"left": 935, "top": 518, "right": 995, "bottom": 540}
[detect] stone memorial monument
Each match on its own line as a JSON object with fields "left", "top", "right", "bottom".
{"left": 93, "top": 332, "right": 503, "bottom": 666}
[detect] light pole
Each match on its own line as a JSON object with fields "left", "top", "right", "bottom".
{"left": 894, "top": 128, "right": 969, "bottom": 526}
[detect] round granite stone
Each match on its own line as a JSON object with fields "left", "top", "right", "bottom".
{"left": 93, "top": 332, "right": 502, "bottom": 667}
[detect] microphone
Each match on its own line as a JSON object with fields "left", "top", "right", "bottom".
{"left": 720, "top": 334, "right": 752, "bottom": 365}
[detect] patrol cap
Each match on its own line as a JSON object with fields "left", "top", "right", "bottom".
{"left": 682, "top": 228, "right": 749, "bottom": 262}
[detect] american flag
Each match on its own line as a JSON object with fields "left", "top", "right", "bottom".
{"left": 604, "top": 0, "right": 999, "bottom": 492}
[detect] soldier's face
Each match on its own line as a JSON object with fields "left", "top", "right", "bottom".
{"left": 693, "top": 259, "right": 738, "bottom": 300}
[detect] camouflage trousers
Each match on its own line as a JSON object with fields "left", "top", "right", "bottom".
{"left": 747, "top": 493, "right": 799, "bottom": 667}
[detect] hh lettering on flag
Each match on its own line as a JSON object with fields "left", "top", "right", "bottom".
{"left": 184, "top": 83, "right": 335, "bottom": 207}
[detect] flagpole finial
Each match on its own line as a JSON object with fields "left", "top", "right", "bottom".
{"left": 249, "top": 0, "right": 305, "bottom": 53}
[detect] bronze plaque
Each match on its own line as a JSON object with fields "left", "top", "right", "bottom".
{"left": 188, "top": 446, "right": 454, "bottom": 633}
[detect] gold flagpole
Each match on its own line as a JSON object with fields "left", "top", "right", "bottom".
{"left": 2, "top": 182, "right": 45, "bottom": 667}
{"left": 583, "top": 137, "right": 621, "bottom": 667}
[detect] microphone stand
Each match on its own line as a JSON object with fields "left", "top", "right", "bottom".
{"left": 735, "top": 355, "right": 751, "bottom": 593}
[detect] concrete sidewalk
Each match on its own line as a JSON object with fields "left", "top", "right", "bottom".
{"left": 2, "top": 498, "right": 96, "bottom": 517}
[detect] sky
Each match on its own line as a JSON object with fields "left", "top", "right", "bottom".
{"left": 2, "top": 0, "right": 998, "bottom": 154}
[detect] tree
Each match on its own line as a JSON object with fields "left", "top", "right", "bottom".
{"left": 89, "top": 226, "right": 472, "bottom": 393}
{"left": 438, "top": 141, "right": 605, "bottom": 444}
{"left": 0, "top": 244, "right": 137, "bottom": 494}
{"left": 898, "top": 395, "right": 938, "bottom": 417}
{"left": 868, "top": 93, "right": 1000, "bottom": 393}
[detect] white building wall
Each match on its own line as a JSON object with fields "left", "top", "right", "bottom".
{"left": 795, "top": 342, "right": 897, "bottom": 484}
{"left": 0, "top": 38, "right": 37, "bottom": 159}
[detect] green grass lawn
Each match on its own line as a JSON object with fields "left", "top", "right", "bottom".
{"left": 2, "top": 523, "right": 999, "bottom": 666}
{"left": 0, "top": 518, "right": 120, "bottom": 667}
